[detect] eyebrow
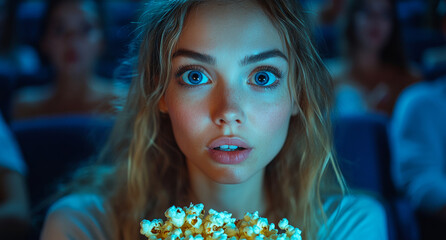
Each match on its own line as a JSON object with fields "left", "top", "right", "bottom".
{"left": 240, "top": 49, "right": 288, "bottom": 66}
{"left": 172, "top": 49, "right": 216, "bottom": 65}
{"left": 172, "top": 49, "right": 288, "bottom": 66}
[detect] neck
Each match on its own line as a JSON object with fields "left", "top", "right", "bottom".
{"left": 187, "top": 164, "right": 267, "bottom": 219}
{"left": 53, "top": 70, "right": 94, "bottom": 99}
{"left": 353, "top": 47, "right": 381, "bottom": 71}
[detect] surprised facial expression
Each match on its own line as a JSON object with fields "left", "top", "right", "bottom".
{"left": 160, "top": 0, "right": 297, "bottom": 184}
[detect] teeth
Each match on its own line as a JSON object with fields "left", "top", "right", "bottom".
{"left": 214, "top": 145, "right": 243, "bottom": 151}
{"left": 222, "top": 145, "right": 238, "bottom": 150}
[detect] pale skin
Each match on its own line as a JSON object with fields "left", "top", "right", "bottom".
{"left": 159, "top": 1, "right": 297, "bottom": 219}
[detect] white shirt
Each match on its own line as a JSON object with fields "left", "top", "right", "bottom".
{"left": 41, "top": 193, "right": 387, "bottom": 240}
{"left": 391, "top": 78, "right": 446, "bottom": 212}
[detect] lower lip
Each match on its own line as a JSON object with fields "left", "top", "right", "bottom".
{"left": 207, "top": 148, "right": 252, "bottom": 164}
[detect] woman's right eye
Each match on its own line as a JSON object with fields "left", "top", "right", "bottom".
{"left": 179, "top": 69, "right": 210, "bottom": 86}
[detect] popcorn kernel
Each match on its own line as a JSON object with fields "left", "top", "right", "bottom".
{"left": 140, "top": 204, "right": 302, "bottom": 240}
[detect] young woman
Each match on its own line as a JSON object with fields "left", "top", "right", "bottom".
{"left": 41, "top": 1, "right": 387, "bottom": 239}
{"left": 13, "top": 0, "right": 121, "bottom": 120}
{"left": 333, "top": 0, "right": 419, "bottom": 116}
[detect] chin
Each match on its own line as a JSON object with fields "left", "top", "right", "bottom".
{"left": 207, "top": 167, "right": 253, "bottom": 184}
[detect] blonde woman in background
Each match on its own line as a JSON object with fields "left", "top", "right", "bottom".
{"left": 40, "top": 1, "right": 387, "bottom": 239}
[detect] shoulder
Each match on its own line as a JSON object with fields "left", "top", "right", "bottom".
{"left": 393, "top": 80, "right": 446, "bottom": 125}
{"left": 40, "top": 193, "right": 118, "bottom": 240}
{"left": 396, "top": 80, "right": 444, "bottom": 109}
{"left": 319, "top": 194, "right": 388, "bottom": 240}
{"left": 328, "top": 195, "right": 386, "bottom": 221}
{"left": 90, "top": 78, "right": 128, "bottom": 112}
{"left": 12, "top": 86, "right": 52, "bottom": 120}
{"left": 0, "top": 115, "right": 26, "bottom": 174}
{"left": 48, "top": 193, "right": 108, "bottom": 214}
{"left": 92, "top": 77, "right": 127, "bottom": 98}
{"left": 14, "top": 85, "right": 52, "bottom": 104}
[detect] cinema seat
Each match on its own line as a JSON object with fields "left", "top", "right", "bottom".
{"left": 11, "top": 115, "right": 114, "bottom": 237}
{"left": 334, "top": 113, "right": 419, "bottom": 240}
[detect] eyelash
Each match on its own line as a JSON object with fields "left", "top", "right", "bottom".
{"left": 174, "top": 65, "right": 283, "bottom": 89}
{"left": 175, "top": 65, "right": 204, "bottom": 78}
{"left": 175, "top": 64, "right": 209, "bottom": 88}
{"left": 250, "top": 65, "right": 283, "bottom": 90}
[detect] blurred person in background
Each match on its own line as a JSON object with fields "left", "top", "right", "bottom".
{"left": 391, "top": 75, "right": 446, "bottom": 239}
{"left": 391, "top": 3, "right": 446, "bottom": 238}
{"left": 330, "top": 0, "right": 419, "bottom": 116}
{"left": 0, "top": 113, "right": 31, "bottom": 240}
{"left": 12, "top": 0, "right": 122, "bottom": 120}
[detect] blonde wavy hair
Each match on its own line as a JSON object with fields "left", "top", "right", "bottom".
{"left": 63, "top": 0, "right": 346, "bottom": 239}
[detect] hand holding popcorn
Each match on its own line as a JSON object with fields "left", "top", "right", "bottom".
{"left": 140, "top": 203, "right": 302, "bottom": 240}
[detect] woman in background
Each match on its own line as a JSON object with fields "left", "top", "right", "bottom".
{"left": 332, "top": 0, "right": 419, "bottom": 116}
{"left": 13, "top": 0, "right": 121, "bottom": 120}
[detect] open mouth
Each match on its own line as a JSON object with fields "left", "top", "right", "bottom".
{"left": 207, "top": 137, "right": 252, "bottom": 164}
{"left": 213, "top": 145, "right": 246, "bottom": 151}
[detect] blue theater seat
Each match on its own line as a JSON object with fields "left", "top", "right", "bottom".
{"left": 334, "top": 113, "right": 419, "bottom": 240}
{"left": 11, "top": 115, "right": 114, "bottom": 236}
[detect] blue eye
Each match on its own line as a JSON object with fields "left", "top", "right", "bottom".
{"left": 253, "top": 71, "right": 277, "bottom": 86}
{"left": 181, "top": 70, "right": 209, "bottom": 85}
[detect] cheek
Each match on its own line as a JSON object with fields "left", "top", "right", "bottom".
{"left": 248, "top": 99, "right": 292, "bottom": 167}
{"left": 170, "top": 105, "right": 203, "bottom": 133}
{"left": 45, "top": 38, "right": 64, "bottom": 57}
{"left": 85, "top": 32, "right": 102, "bottom": 50}
{"left": 47, "top": 46, "right": 66, "bottom": 66}
{"left": 249, "top": 95, "right": 293, "bottom": 140}
{"left": 255, "top": 103, "right": 290, "bottom": 132}
{"left": 165, "top": 94, "right": 208, "bottom": 148}
{"left": 77, "top": 36, "right": 102, "bottom": 59}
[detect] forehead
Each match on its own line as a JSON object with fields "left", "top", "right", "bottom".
{"left": 175, "top": 1, "right": 286, "bottom": 57}
{"left": 50, "top": 1, "right": 99, "bottom": 24}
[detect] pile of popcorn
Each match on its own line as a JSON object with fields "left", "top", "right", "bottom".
{"left": 140, "top": 203, "right": 302, "bottom": 240}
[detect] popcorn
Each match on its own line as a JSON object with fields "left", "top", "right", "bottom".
{"left": 278, "top": 219, "right": 289, "bottom": 230}
{"left": 140, "top": 219, "right": 163, "bottom": 237}
{"left": 165, "top": 206, "right": 187, "bottom": 228}
{"left": 140, "top": 203, "right": 302, "bottom": 240}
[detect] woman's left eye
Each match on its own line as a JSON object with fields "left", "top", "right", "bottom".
{"left": 180, "top": 70, "right": 210, "bottom": 86}
{"left": 250, "top": 70, "right": 279, "bottom": 87}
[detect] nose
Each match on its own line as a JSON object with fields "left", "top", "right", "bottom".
{"left": 211, "top": 84, "right": 245, "bottom": 127}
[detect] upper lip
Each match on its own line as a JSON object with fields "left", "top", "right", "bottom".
{"left": 207, "top": 137, "right": 251, "bottom": 149}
